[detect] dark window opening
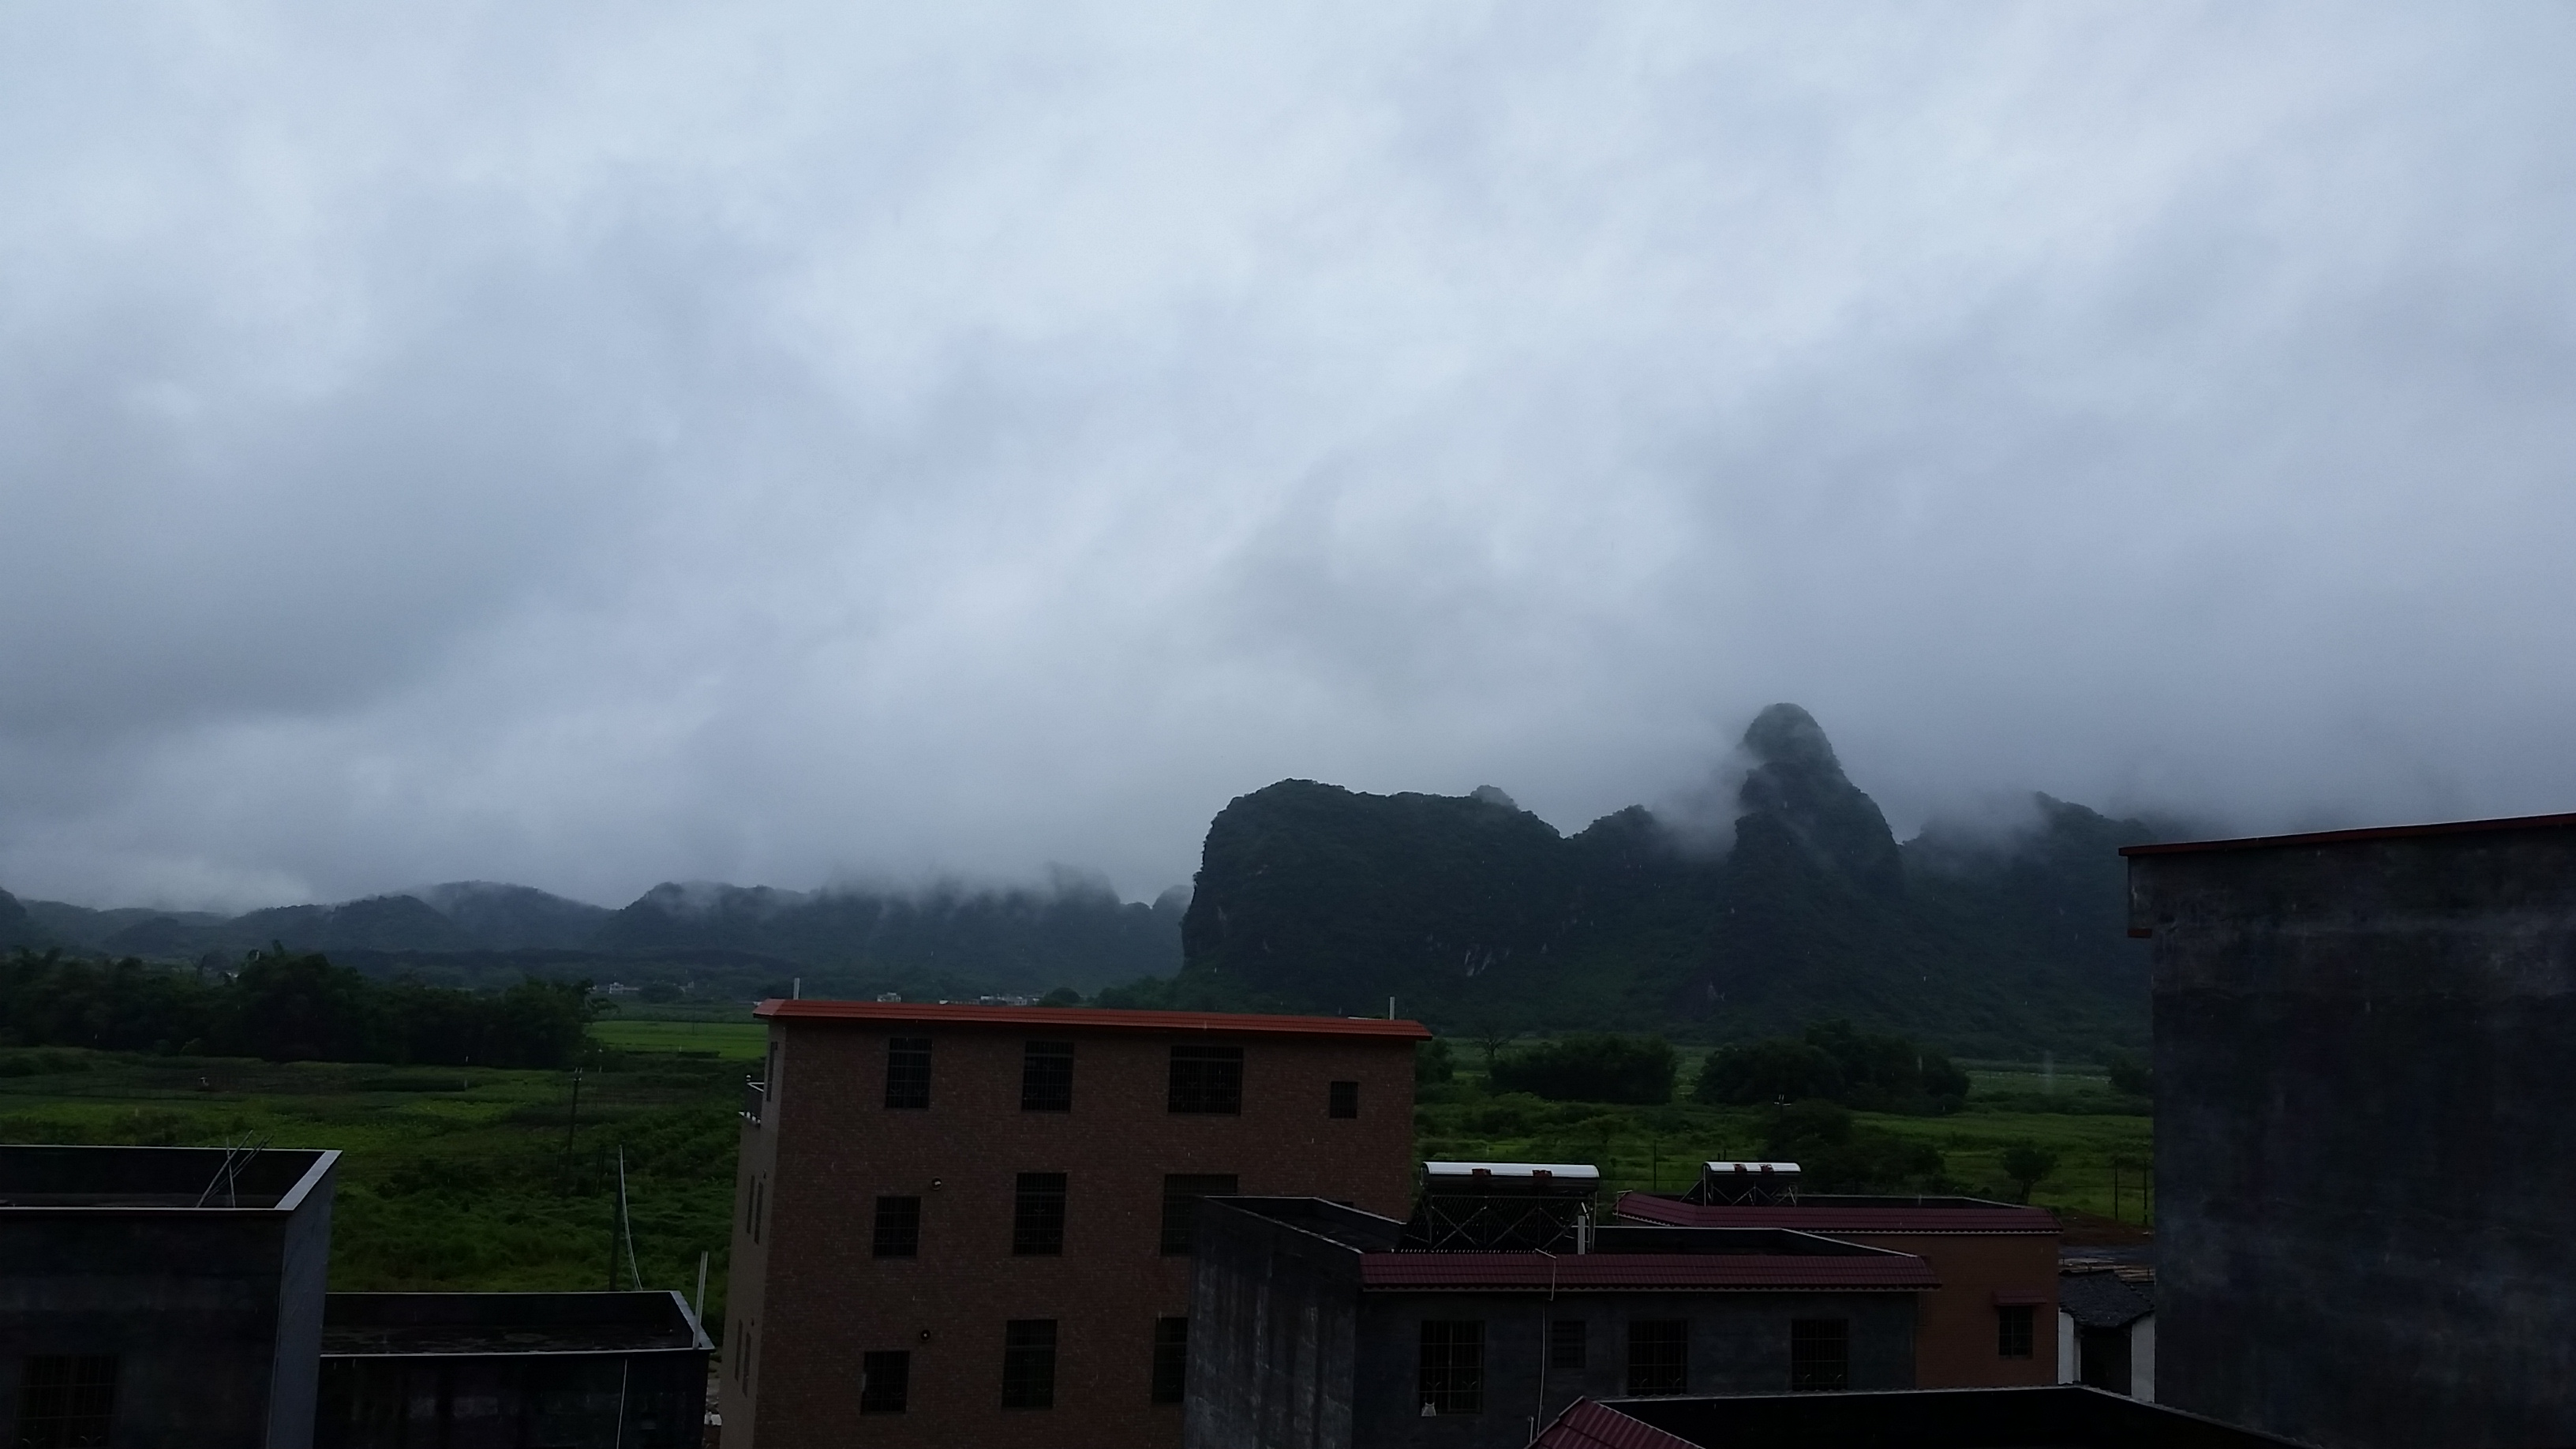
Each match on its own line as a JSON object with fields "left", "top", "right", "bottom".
{"left": 1167, "top": 1045, "right": 1243, "bottom": 1114}
{"left": 860, "top": 1350, "right": 911, "bottom": 1413}
{"left": 1998, "top": 1305, "right": 2035, "bottom": 1359}
{"left": 1417, "top": 1320, "right": 1484, "bottom": 1416}
{"left": 1002, "top": 1320, "right": 1058, "bottom": 1410}
{"left": 1791, "top": 1318, "right": 1849, "bottom": 1392}
{"left": 1013, "top": 1172, "right": 1068, "bottom": 1256}
{"left": 1159, "top": 1174, "right": 1238, "bottom": 1255}
{"left": 1627, "top": 1320, "right": 1687, "bottom": 1395}
{"left": 1327, "top": 1080, "right": 1359, "bottom": 1118}
{"left": 872, "top": 1196, "right": 921, "bottom": 1257}
{"left": 2079, "top": 1326, "right": 2133, "bottom": 1396}
{"left": 1548, "top": 1318, "right": 1587, "bottom": 1372}
{"left": 1150, "top": 1317, "right": 1189, "bottom": 1404}
{"left": 16, "top": 1356, "right": 117, "bottom": 1449}
{"left": 886, "top": 1036, "right": 932, "bottom": 1109}
{"left": 748, "top": 1176, "right": 764, "bottom": 1245}
{"left": 1021, "top": 1041, "right": 1075, "bottom": 1112}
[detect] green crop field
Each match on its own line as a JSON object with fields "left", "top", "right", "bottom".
{"left": 591, "top": 1018, "right": 769, "bottom": 1060}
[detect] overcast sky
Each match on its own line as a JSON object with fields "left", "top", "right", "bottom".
{"left": 5, "top": 5, "right": 2575, "bottom": 910}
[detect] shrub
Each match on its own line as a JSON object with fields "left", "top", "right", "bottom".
{"left": 1488, "top": 1034, "right": 1676, "bottom": 1105}
{"left": 1695, "top": 1020, "right": 1967, "bottom": 1114}
{"left": 2105, "top": 1050, "right": 2153, "bottom": 1098}
{"left": 1416, "top": 1038, "right": 1457, "bottom": 1086}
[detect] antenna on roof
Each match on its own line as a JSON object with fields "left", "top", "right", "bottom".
{"left": 616, "top": 1146, "right": 642, "bottom": 1292}
{"left": 193, "top": 1135, "right": 268, "bottom": 1209}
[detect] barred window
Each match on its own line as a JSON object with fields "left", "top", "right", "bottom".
{"left": 1548, "top": 1318, "right": 1587, "bottom": 1372}
{"left": 1626, "top": 1320, "right": 1688, "bottom": 1395}
{"left": 1013, "top": 1173, "right": 1068, "bottom": 1256}
{"left": 1002, "top": 1320, "right": 1058, "bottom": 1410}
{"left": 15, "top": 1356, "right": 116, "bottom": 1449}
{"left": 872, "top": 1196, "right": 920, "bottom": 1258}
{"left": 859, "top": 1350, "right": 910, "bottom": 1414}
{"left": 1022, "top": 1042, "right": 1074, "bottom": 1112}
{"left": 1791, "top": 1319, "right": 1849, "bottom": 1392}
{"left": 1998, "top": 1305, "right": 2035, "bottom": 1359}
{"left": 1167, "top": 1045, "right": 1242, "bottom": 1114}
{"left": 1327, "top": 1080, "right": 1359, "bottom": 1118}
{"left": 1150, "top": 1317, "right": 1189, "bottom": 1404}
{"left": 886, "top": 1037, "right": 932, "bottom": 1110}
{"left": 1159, "top": 1174, "right": 1237, "bottom": 1256}
{"left": 1417, "top": 1320, "right": 1484, "bottom": 1416}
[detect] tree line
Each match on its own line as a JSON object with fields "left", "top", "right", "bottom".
{"left": 0, "top": 947, "right": 597, "bottom": 1067}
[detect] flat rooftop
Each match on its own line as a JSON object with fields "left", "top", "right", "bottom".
{"left": 321, "top": 1292, "right": 711, "bottom": 1357}
{"left": 1540, "top": 1387, "right": 2301, "bottom": 1449}
{"left": 754, "top": 998, "right": 1432, "bottom": 1040}
{"left": 0, "top": 1144, "right": 335, "bottom": 1212}
{"left": 2119, "top": 810, "right": 2576, "bottom": 858}
{"left": 1619, "top": 1192, "right": 2057, "bottom": 1235}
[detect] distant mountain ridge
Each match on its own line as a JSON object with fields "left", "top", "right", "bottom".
{"left": 1173, "top": 704, "right": 2166, "bottom": 1055}
{"left": 10, "top": 875, "right": 1185, "bottom": 997}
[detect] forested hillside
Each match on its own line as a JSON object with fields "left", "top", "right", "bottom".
{"left": 1166, "top": 705, "right": 2163, "bottom": 1055}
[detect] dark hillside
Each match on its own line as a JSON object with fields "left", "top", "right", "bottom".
{"left": 1171, "top": 705, "right": 2158, "bottom": 1055}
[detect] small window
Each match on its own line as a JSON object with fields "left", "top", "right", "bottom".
{"left": 1150, "top": 1317, "right": 1189, "bottom": 1404}
{"left": 1022, "top": 1042, "right": 1075, "bottom": 1112}
{"left": 16, "top": 1356, "right": 117, "bottom": 1449}
{"left": 860, "top": 1350, "right": 911, "bottom": 1413}
{"left": 1548, "top": 1318, "right": 1587, "bottom": 1372}
{"left": 886, "top": 1037, "right": 932, "bottom": 1109}
{"left": 1159, "top": 1174, "right": 1238, "bottom": 1255}
{"left": 1626, "top": 1320, "right": 1688, "bottom": 1395}
{"left": 1791, "top": 1319, "right": 1849, "bottom": 1392}
{"left": 873, "top": 1196, "right": 921, "bottom": 1258}
{"left": 1002, "top": 1320, "right": 1058, "bottom": 1410}
{"left": 1013, "top": 1172, "right": 1068, "bottom": 1256}
{"left": 1168, "top": 1045, "right": 1243, "bottom": 1114}
{"left": 748, "top": 1176, "right": 765, "bottom": 1245}
{"left": 1998, "top": 1305, "right": 2035, "bottom": 1359}
{"left": 1327, "top": 1080, "right": 1359, "bottom": 1118}
{"left": 1417, "top": 1320, "right": 1484, "bottom": 1416}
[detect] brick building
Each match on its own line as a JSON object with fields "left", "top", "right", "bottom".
{"left": 1616, "top": 1167, "right": 2058, "bottom": 1389}
{"left": 719, "top": 1000, "right": 1428, "bottom": 1448}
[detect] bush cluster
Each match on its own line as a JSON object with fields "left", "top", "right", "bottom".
{"left": 0, "top": 948, "right": 597, "bottom": 1068}
{"left": 1694, "top": 1020, "right": 1969, "bottom": 1115}
{"left": 1488, "top": 1034, "right": 1676, "bottom": 1105}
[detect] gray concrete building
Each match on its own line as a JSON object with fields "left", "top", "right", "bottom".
{"left": 0, "top": 1143, "right": 339, "bottom": 1449}
{"left": 1185, "top": 1195, "right": 1932, "bottom": 1449}
{"left": 2127, "top": 812, "right": 2576, "bottom": 1449}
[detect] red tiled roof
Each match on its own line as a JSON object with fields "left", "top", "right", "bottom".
{"left": 752, "top": 998, "right": 1432, "bottom": 1040}
{"left": 1615, "top": 1193, "right": 2056, "bottom": 1236}
{"left": 2118, "top": 811, "right": 2576, "bottom": 857}
{"left": 1358, "top": 1252, "right": 1938, "bottom": 1292}
{"left": 1534, "top": 1400, "right": 1705, "bottom": 1449}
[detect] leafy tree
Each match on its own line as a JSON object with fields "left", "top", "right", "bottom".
{"left": 1038, "top": 987, "right": 1083, "bottom": 1007}
{"left": 2000, "top": 1141, "right": 2061, "bottom": 1203}
{"left": 1694, "top": 1020, "right": 1966, "bottom": 1114}
{"left": 1694, "top": 1039, "right": 1844, "bottom": 1106}
{"left": 1488, "top": 1034, "right": 1676, "bottom": 1104}
{"left": 1415, "top": 1037, "right": 1457, "bottom": 1086}
{"left": 2105, "top": 1050, "right": 2153, "bottom": 1098}
{"left": 1761, "top": 1098, "right": 1945, "bottom": 1193}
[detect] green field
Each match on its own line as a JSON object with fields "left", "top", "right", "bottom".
{"left": 0, "top": 1024, "right": 2151, "bottom": 1351}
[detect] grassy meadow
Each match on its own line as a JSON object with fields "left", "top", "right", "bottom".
{"left": 0, "top": 1021, "right": 2152, "bottom": 1352}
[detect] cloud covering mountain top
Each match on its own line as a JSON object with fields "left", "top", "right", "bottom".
{"left": 5, "top": 5, "right": 2575, "bottom": 909}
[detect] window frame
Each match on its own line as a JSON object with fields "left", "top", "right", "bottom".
{"left": 1158, "top": 1174, "right": 1239, "bottom": 1256}
{"left": 859, "top": 1350, "right": 911, "bottom": 1414}
{"left": 14, "top": 1355, "right": 117, "bottom": 1449}
{"left": 1166, "top": 1044, "right": 1244, "bottom": 1114}
{"left": 871, "top": 1195, "right": 922, "bottom": 1258}
{"left": 1997, "top": 1304, "right": 2035, "bottom": 1359}
{"left": 1548, "top": 1318, "right": 1588, "bottom": 1372}
{"left": 1150, "top": 1316, "right": 1190, "bottom": 1405}
{"left": 1012, "top": 1171, "right": 1069, "bottom": 1256}
{"left": 1625, "top": 1319, "right": 1689, "bottom": 1396}
{"left": 1002, "top": 1320, "right": 1059, "bottom": 1410}
{"left": 1021, "top": 1041, "right": 1075, "bottom": 1113}
{"left": 1417, "top": 1320, "right": 1485, "bottom": 1416}
{"left": 1790, "top": 1317, "right": 1851, "bottom": 1392}
{"left": 1327, "top": 1080, "right": 1360, "bottom": 1118}
{"left": 885, "top": 1036, "right": 933, "bottom": 1110}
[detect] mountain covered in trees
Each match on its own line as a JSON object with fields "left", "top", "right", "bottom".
{"left": 10, "top": 875, "right": 1185, "bottom": 1000}
{"left": 1164, "top": 704, "right": 2163, "bottom": 1055}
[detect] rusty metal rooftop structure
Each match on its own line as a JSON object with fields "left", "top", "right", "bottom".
{"left": 751, "top": 998, "right": 1432, "bottom": 1039}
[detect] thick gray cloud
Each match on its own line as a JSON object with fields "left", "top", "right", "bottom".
{"left": 5, "top": 3, "right": 2574, "bottom": 908}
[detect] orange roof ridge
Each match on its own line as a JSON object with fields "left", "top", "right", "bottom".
{"left": 751, "top": 998, "right": 1432, "bottom": 1039}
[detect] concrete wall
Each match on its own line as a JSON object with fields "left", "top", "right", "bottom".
{"left": 2133, "top": 822, "right": 2576, "bottom": 1449}
{"left": 1182, "top": 1202, "right": 1363, "bottom": 1449}
{"left": 1350, "top": 1290, "right": 1918, "bottom": 1449}
{"left": 0, "top": 1159, "right": 335, "bottom": 1449}
{"left": 1824, "top": 1230, "right": 2056, "bottom": 1387}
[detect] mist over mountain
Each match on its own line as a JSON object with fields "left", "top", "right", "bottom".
{"left": 1171, "top": 705, "right": 2165, "bottom": 1055}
